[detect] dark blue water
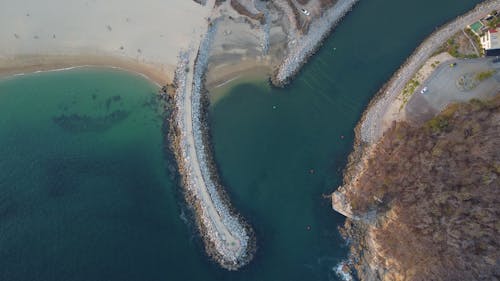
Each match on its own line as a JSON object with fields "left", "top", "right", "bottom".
{"left": 0, "top": 0, "right": 482, "bottom": 280}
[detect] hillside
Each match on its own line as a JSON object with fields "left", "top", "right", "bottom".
{"left": 340, "top": 95, "right": 500, "bottom": 280}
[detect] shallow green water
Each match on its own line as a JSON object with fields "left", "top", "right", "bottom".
{"left": 0, "top": 0, "right": 482, "bottom": 280}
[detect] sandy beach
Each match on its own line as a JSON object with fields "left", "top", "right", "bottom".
{"left": 0, "top": 0, "right": 213, "bottom": 84}
{"left": 205, "top": 60, "right": 271, "bottom": 90}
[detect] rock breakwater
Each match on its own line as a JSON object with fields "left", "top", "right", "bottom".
{"left": 169, "top": 19, "right": 255, "bottom": 270}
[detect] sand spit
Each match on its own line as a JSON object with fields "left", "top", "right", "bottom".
{"left": 271, "top": 0, "right": 359, "bottom": 86}
{"left": 169, "top": 15, "right": 255, "bottom": 270}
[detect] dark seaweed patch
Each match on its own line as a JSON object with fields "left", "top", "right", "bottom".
{"left": 52, "top": 110, "right": 129, "bottom": 133}
{"left": 105, "top": 95, "right": 122, "bottom": 110}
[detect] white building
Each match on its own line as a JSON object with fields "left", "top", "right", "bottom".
{"left": 480, "top": 26, "right": 500, "bottom": 56}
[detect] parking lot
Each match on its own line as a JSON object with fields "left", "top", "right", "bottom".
{"left": 405, "top": 57, "right": 500, "bottom": 123}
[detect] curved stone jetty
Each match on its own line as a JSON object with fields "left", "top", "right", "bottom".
{"left": 170, "top": 17, "right": 255, "bottom": 270}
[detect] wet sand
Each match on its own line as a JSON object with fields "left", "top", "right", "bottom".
{"left": 0, "top": 54, "right": 170, "bottom": 86}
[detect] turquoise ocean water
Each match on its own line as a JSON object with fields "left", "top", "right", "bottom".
{"left": 0, "top": 1, "right": 481, "bottom": 280}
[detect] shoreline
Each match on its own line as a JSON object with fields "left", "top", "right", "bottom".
{"left": 332, "top": 0, "right": 500, "bottom": 278}
{"left": 358, "top": 0, "right": 500, "bottom": 145}
{"left": 335, "top": 0, "right": 500, "bottom": 207}
{"left": 205, "top": 62, "right": 271, "bottom": 104}
{"left": 0, "top": 54, "right": 172, "bottom": 86}
{"left": 206, "top": 62, "right": 272, "bottom": 91}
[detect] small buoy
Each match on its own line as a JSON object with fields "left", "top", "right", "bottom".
{"left": 272, "top": 105, "right": 277, "bottom": 109}
{"left": 340, "top": 135, "right": 344, "bottom": 139}
{"left": 309, "top": 169, "right": 315, "bottom": 174}
{"left": 306, "top": 225, "right": 311, "bottom": 231}
{"left": 333, "top": 47, "right": 336, "bottom": 51}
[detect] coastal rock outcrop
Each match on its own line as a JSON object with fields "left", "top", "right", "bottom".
{"left": 331, "top": 188, "right": 358, "bottom": 220}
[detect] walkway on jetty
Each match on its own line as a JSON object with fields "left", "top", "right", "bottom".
{"left": 173, "top": 0, "right": 251, "bottom": 270}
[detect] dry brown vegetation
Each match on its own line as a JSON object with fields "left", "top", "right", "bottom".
{"left": 345, "top": 95, "right": 500, "bottom": 280}
{"left": 215, "top": 0, "right": 226, "bottom": 7}
{"left": 436, "top": 30, "right": 481, "bottom": 58}
{"left": 295, "top": 0, "right": 310, "bottom": 5}
{"left": 294, "top": 0, "right": 335, "bottom": 8}
{"left": 230, "top": 0, "right": 265, "bottom": 23}
{"left": 318, "top": 0, "right": 335, "bottom": 8}
{"left": 286, "top": 0, "right": 304, "bottom": 31}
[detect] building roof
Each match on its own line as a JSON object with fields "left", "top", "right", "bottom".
{"left": 481, "top": 26, "right": 500, "bottom": 52}
{"left": 488, "top": 27, "right": 500, "bottom": 49}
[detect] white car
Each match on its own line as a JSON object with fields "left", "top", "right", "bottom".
{"left": 301, "top": 8, "right": 310, "bottom": 16}
{"left": 420, "top": 86, "right": 428, "bottom": 94}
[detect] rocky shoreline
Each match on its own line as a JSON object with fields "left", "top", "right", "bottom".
{"left": 332, "top": 0, "right": 500, "bottom": 279}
